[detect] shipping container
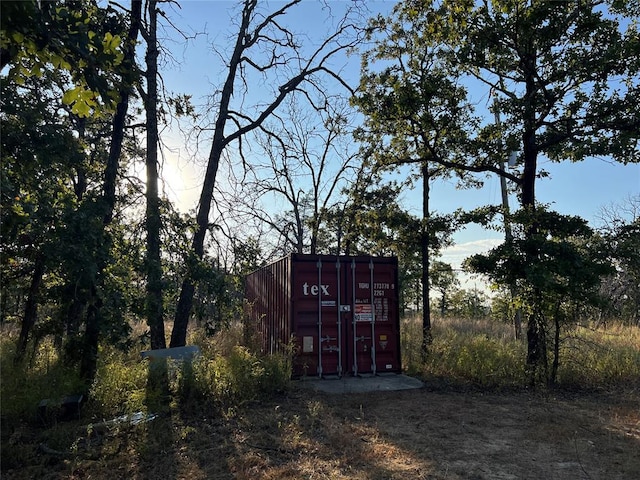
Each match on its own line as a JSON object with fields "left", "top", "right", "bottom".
{"left": 245, "top": 253, "right": 401, "bottom": 378}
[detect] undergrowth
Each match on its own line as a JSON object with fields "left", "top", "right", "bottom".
{"left": 1, "top": 315, "right": 638, "bottom": 477}
{"left": 558, "top": 323, "right": 640, "bottom": 389}
{"left": 401, "top": 315, "right": 640, "bottom": 390}
{"left": 0, "top": 339, "right": 87, "bottom": 419}
{"left": 1, "top": 320, "right": 292, "bottom": 473}
{"left": 1, "top": 321, "right": 292, "bottom": 424}
{"left": 2, "top": 316, "right": 638, "bottom": 426}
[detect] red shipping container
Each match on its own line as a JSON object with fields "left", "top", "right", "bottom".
{"left": 245, "top": 253, "right": 401, "bottom": 377}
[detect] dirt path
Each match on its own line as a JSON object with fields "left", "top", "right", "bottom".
{"left": 323, "top": 388, "right": 640, "bottom": 480}
{"left": 3, "top": 386, "right": 639, "bottom": 479}
{"left": 223, "top": 386, "right": 639, "bottom": 480}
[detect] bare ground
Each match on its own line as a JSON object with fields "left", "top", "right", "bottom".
{"left": 2, "top": 384, "right": 639, "bottom": 479}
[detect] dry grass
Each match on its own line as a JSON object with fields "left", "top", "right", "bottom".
{"left": 559, "top": 322, "right": 640, "bottom": 388}
{"left": 2, "top": 318, "right": 639, "bottom": 479}
{"left": 402, "top": 315, "right": 528, "bottom": 387}
{"left": 402, "top": 315, "right": 640, "bottom": 390}
{"left": 3, "top": 386, "right": 639, "bottom": 479}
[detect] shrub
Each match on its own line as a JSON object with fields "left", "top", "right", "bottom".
{"left": 1, "top": 338, "right": 85, "bottom": 420}
{"left": 189, "top": 345, "right": 291, "bottom": 414}
{"left": 89, "top": 348, "right": 149, "bottom": 417}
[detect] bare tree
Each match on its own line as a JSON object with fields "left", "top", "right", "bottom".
{"left": 170, "top": 0, "right": 364, "bottom": 347}
{"left": 244, "top": 96, "right": 358, "bottom": 255}
{"left": 595, "top": 195, "right": 640, "bottom": 326}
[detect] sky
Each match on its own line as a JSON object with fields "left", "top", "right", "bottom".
{"left": 153, "top": 1, "right": 640, "bottom": 285}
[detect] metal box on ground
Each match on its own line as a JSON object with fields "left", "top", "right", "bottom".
{"left": 245, "top": 253, "right": 401, "bottom": 378}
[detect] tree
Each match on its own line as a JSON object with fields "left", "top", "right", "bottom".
{"left": 1, "top": 68, "right": 80, "bottom": 362}
{"left": 431, "top": 261, "right": 459, "bottom": 317}
{"left": 468, "top": 208, "right": 614, "bottom": 384}
{"left": 365, "top": 0, "right": 639, "bottom": 380}
{"left": 455, "top": 0, "right": 639, "bottom": 380}
{"left": 170, "top": 0, "right": 364, "bottom": 347}
{"left": 448, "top": 288, "right": 490, "bottom": 320}
{"left": 142, "top": 0, "right": 166, "bottom": 350}
{"left": 352, "top": 3, "right": 475, "bottom": 357}
{"left": 595, "top": 195, "right": 640, "bottom": 325}
{"left": 245, "top": 96, "right": 358, "bottom": 255}
{"left": 2, "top": 0, "right": 143, "bottom": 383}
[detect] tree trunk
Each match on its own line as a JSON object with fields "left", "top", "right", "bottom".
{"left": 171, "top": 3, "right": 255, "bottom": 347}
{"left": 63, "top": 296, "right": 85, "bottom": 365}
{"left": 525, "top": 310, "right": 541, "bottom": 385}
{"left": 513, "top": 308, "right": 523, "bottom": 340}
{"left": 80, "top": 0, "right": 142, "bottom": 382}
{"left": 420, "top": 161, "right": 432, "bottom": 359}
{"left": 521, "top": 45, "right": 546, "bottom": 382}
{"left": 64, "top": 114, "right": 87, "bottom": 364}
{"left": 549, "top": 301, "right": 562, "bottom": 386}
{"left": 14, "top": 252, "right": 46, "bottom": 364}
{"left": 80, "top": 284, "right": 102, "bottom": 384}
{"left": 145, "top": 0, "right": 166, "bottom": 350}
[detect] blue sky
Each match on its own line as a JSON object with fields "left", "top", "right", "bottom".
{"left": 156, "top": 1, "right": 639, "bottom": 272}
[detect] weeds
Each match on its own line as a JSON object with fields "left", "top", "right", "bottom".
{"left": 1, "top": 316, "right": 638, "bottom": 479}
{"left": 89, "top": 348, "right": 150, "bottom": 416}
{"left": 2, "top": 316, "right": 637, "bottom": 428}
{"left": 557, "top": 323, "right": 640, "bottom": 389}
{"left": 186, "top": 345, "right": 291, "bottom": 415}
{"left": 1, "top": 321, "right": 291, "bottom": 425}
{"left": 0, "top": 339, "right": 86, "bottom": 420}
{"left": 402, "top": 315, "right": 640, "bottom": 390}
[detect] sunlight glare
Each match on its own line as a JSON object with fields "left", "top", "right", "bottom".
{"left": 160, "top": 154, "right": 200, "bottom": 213}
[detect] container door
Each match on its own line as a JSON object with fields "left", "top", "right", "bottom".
{"left": 369, "top": 260, "right": 400, "bottom": 373}
{"left": 345, "top": 257, "right": 400, "bottom": 376}
{"left": 347, "top": 258, "right": 376, "bottom": 376}
{"left": 292, "top": 257, "right": 342, "bottom": 377}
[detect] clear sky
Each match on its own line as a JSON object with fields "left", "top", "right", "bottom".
{"left": 155, "top": 0, "right": 640, "bottom": 278}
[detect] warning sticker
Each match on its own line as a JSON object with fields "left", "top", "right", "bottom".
{"left": 354, "top": 304, "right": 372, "bottom": 322}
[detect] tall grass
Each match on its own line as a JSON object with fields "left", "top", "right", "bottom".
{"left": 0, "top": 338, "right": 87, "bottom": 419}
{"left": 402, "top": 315, "right": 640, "bottom": 390}
{"left": 0, "top": 321, "right": 292, "bottom": 424}
{"left": 558, "top": 323, "right": 640, "bottom": 389}
{"left": 402, "top": 316, "right": 527, "bottom": 388}
{"left": 2, "top": 314, "right": 637, "bottom": 428}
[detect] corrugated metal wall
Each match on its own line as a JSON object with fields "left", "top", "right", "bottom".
{"left": 245, "top": 253, "right": 401, "bottom": 378}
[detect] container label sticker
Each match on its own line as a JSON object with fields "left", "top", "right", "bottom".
{"left": 321, "top": 300, "right": 336, "bottom": 307}
{"left": 354, "top": 304, "right": 372, "bottom": 322}
{"left": 374, "top": 297, "right": 389, "bottom": 321}
{"left": 303, "top": 336, "right": 314, "bottom": 353}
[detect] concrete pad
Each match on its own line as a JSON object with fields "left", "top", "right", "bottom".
{"left": 140, "top": 345, "right": 200, "bottom": 361}
{"left": 297, "top": 373, "right": 423, "bottom": 394}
